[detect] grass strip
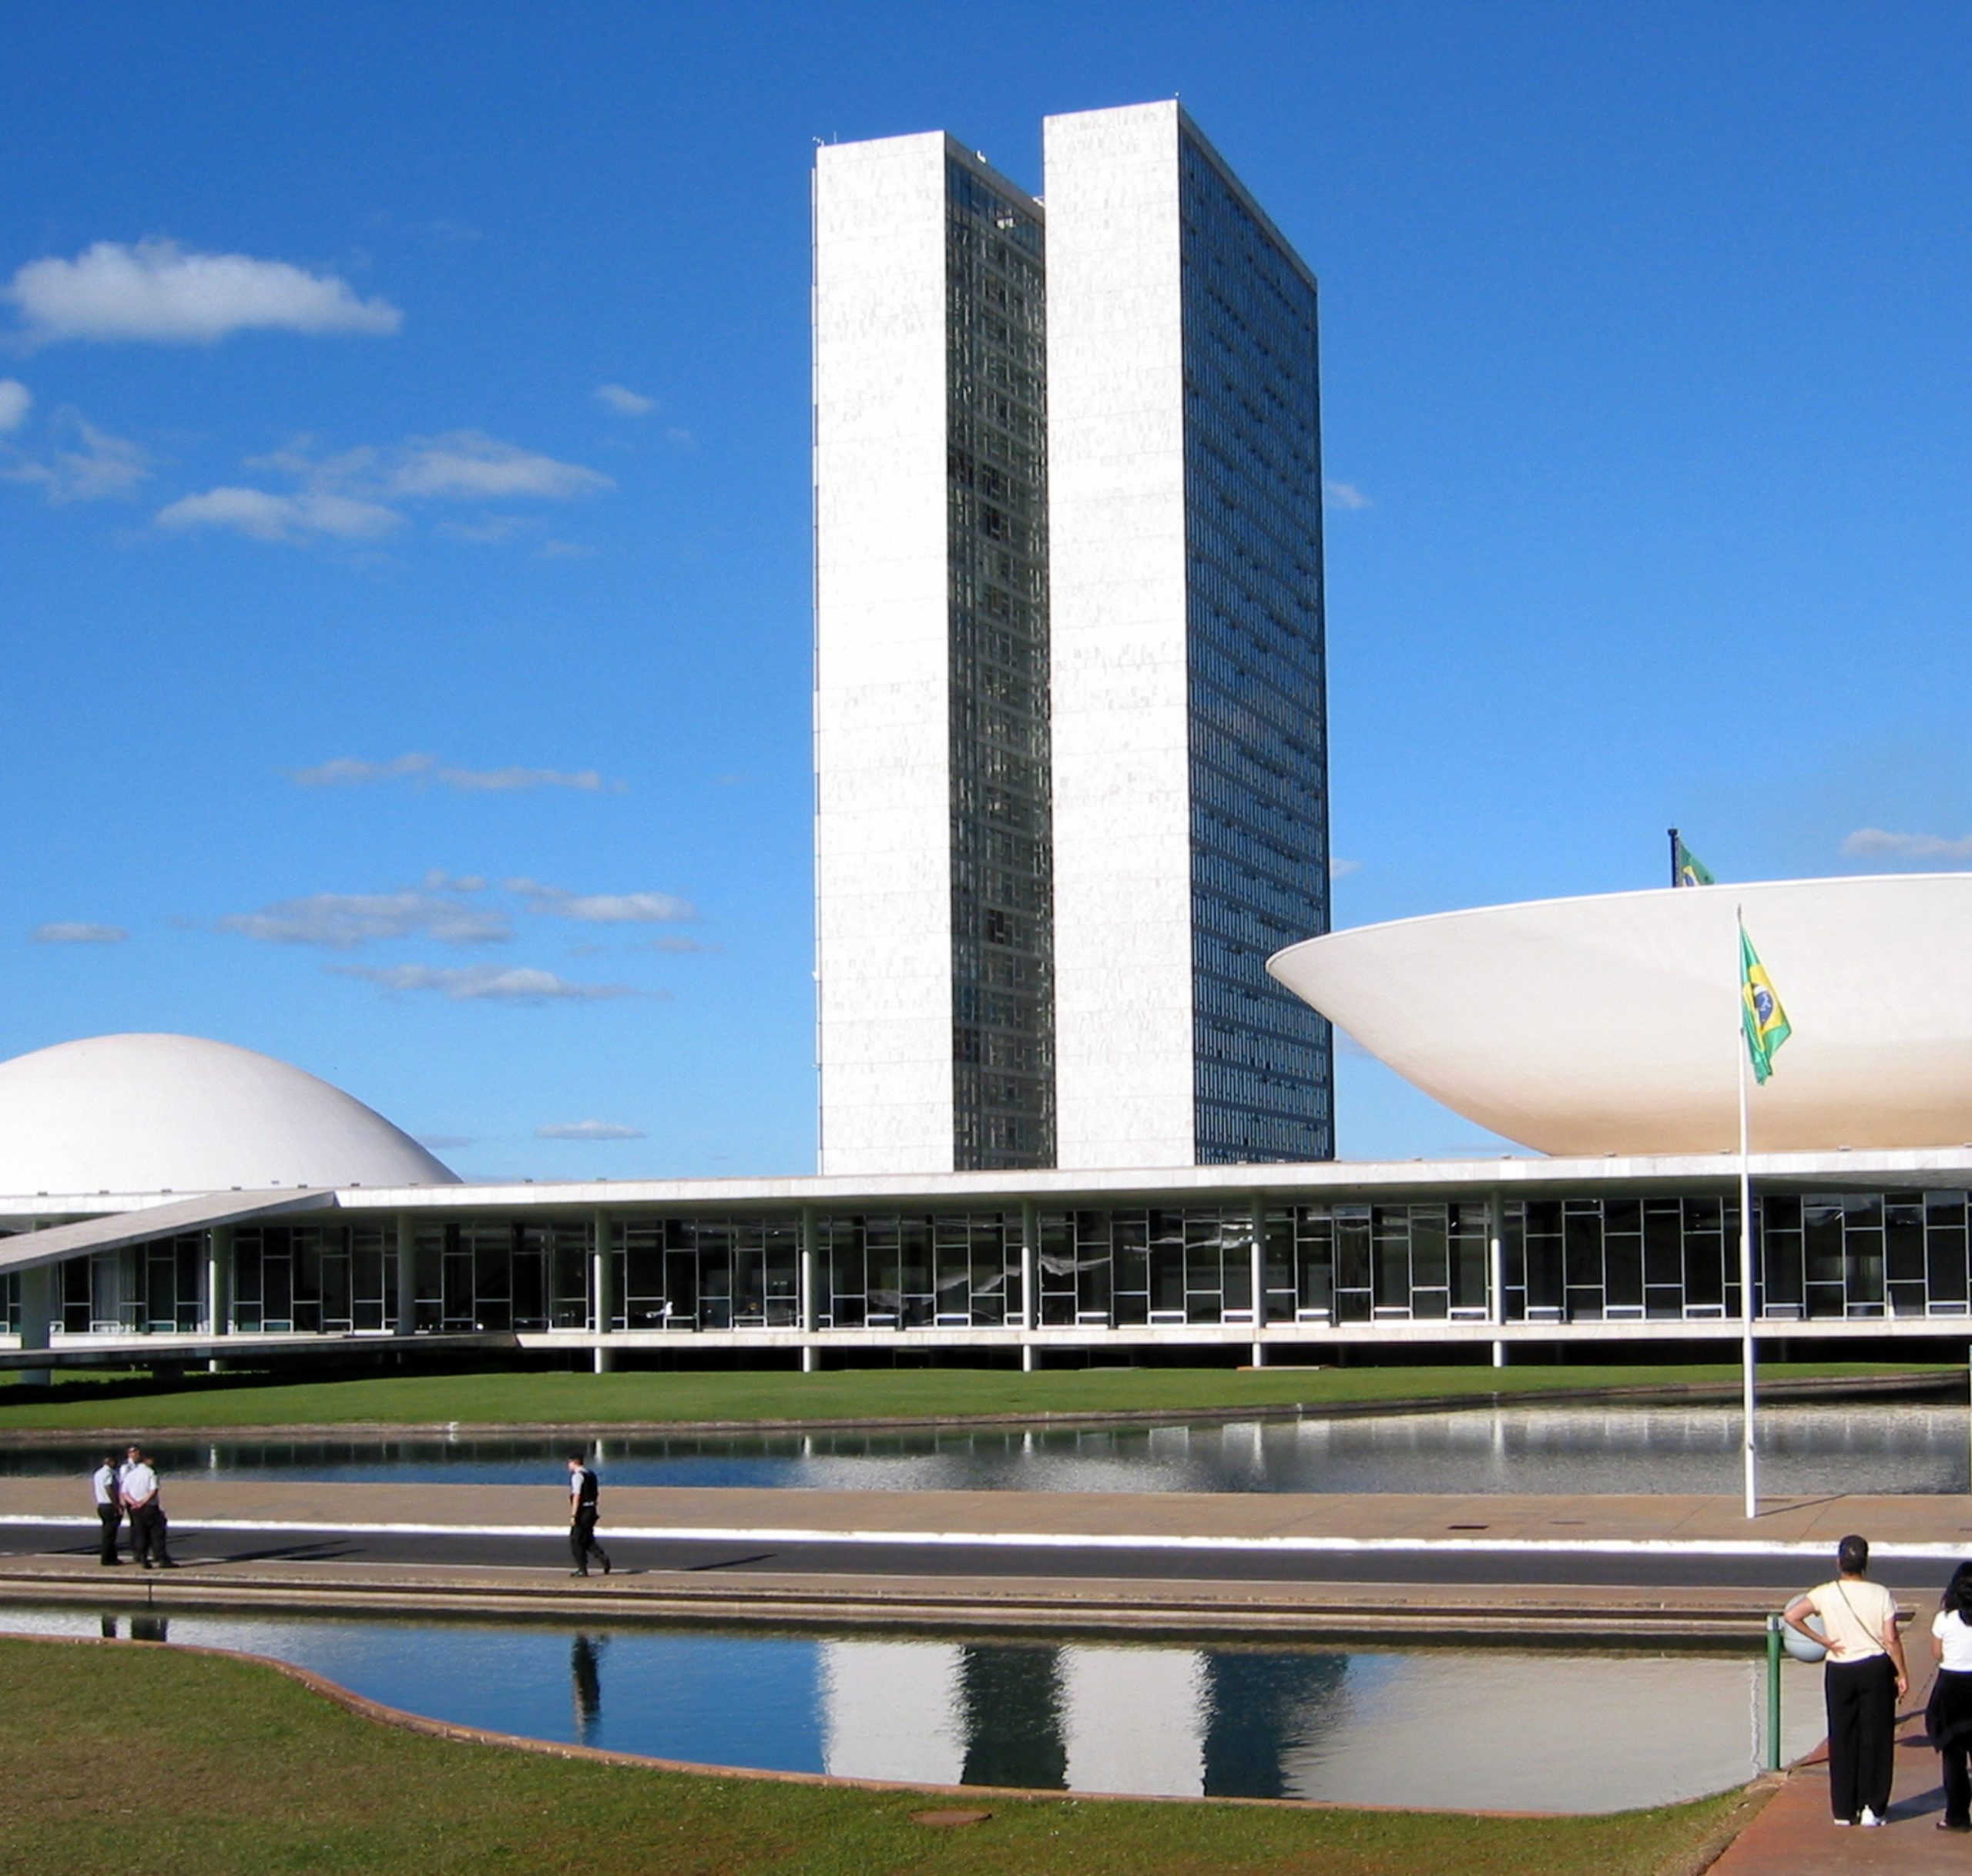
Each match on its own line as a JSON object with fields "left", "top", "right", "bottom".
{"left": 0, "top": 1360, "right": 1950, "bottom": 1434}
{"left": 1, "top": 1633, "right": 1750, "bottom": 1875}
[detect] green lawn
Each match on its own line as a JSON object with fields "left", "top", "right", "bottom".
{"left": 0, "top": 1635, "right": 1760, "bottom": 1876}
{"left": 0, "top": 1360, "right": 1948, "bottom": 1432}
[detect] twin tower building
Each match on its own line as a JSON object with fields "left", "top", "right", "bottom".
{"left": 813, "top": 101, "right": 1334, "bottom": 1179}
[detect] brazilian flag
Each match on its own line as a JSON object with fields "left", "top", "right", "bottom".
{"left": 1740, "top": 927, "right": 1792, "bottom": 1084}
{"left": 1675, "top": 837, "right": 1715, "bottom": 888}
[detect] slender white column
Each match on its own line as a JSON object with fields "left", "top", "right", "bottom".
{"left": 1020, "top": 1201, "right": 1039, "bottom": 1372}
{"left": 205, "top": 1224, "right": 233, "bottom": 1372}
{"left": 206, "top": 1225, "right": 233, "bottom": 1335}
{"left": 592, "top": 1210, "right": 615, "bottom": 1375}
{"left": 1249, "top": 1194, "right": 1267, "bottom": 1368}
{"left": 800, "top": 1206, "right": 820, "bottom": 1374}
{"left": 1489, "top": 1189, "right": 1507, "bottom": 1368}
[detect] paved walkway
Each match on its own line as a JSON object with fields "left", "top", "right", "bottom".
{"left": 1715, "top": 1648, "right": 1961, "bottom": 1874}
{"left": 8, "top": 1477, "right": 1972, "bottom": 1553}
{"left": 3, "top": 1480, "right": 1970, "bottom": 1640}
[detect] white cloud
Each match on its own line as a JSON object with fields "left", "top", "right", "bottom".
{"left": 8, "top": 239, "right": 401, "bottom": 343}
{"left": 285, "top": 754, "right": 619, "bottom": 792}
{"left": 156, "top": 485, "right": 402, "bottom": 543}
{"left": 0, "top": 380, "right": 29, "bottom": 432}
{"left": 440, "top": 764, "right": 615, "bottom": 792}
{"left": 387, "top": 430, "right": 611, "bottom": 500}
{"left": 508, "top": 878, "right": 698, "bottom": 923}
{"left": 1323, "top": 479, "right": 1372, "bottom": 511}
{"left": 536, "top": 1120, "right": 647, "bottom": 1141}
{"left": 1330, "top": 857, "right": 1362, "bottom": 878}
{"left": 640, "top": 935, "right": 720, "bottom": 954}
{"left": 595, "top": 384, "right": 656, "bottom": 417}
{"left": 32, "top": 922, "right": 127, "bottom": 943}
{"left": 330, "top": 963, "right": 642, "bottom": 1003}
{"left": 219, "top": 888, "right": 510, "bottom": 950}
{"left": 1842, "top": 828, "right": 1972, "bottom": 863}
{"left": 3, "top": 410, "right": 149, "bottom": 502}
{"left": 186, "top": 430, "right": 611, "bottom": 548}
{"left": 290, "top": 754, "right": 438, "bottom": 787}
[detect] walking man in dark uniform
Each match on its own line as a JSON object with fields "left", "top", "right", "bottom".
{"left": 568, "top": 1454, "right": 610, "bottom": 1577}
{"left": 92, "top": 1452, "right": 122, "bottom": 1565}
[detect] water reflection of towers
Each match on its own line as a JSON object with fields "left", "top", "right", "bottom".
{"left": 818, "top": 1638, "right": 1350, "bottom": 1797}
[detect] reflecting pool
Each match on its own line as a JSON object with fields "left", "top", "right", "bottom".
{"left": 4, "top": 1399, "right": 1968, "bottom": 1496}
{"left": 0, "top": 1606, "right": 1826, "bottom": 1812}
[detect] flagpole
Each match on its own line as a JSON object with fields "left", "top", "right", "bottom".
{"left": 1737, "top": 906, "right": 1758, "bottom": 1520}
{"left": 1668, "top": 827, "right": 1682, "bottom": 888}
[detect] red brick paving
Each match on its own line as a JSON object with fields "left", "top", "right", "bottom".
{"left": 1712, "top": 1654, "right": 1968, "bottom": 1874}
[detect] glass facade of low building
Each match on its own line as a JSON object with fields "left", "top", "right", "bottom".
{"left": 10, "top": 1187, "right": 1972, "bottom": 1338}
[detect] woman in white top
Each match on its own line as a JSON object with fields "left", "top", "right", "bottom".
{"left": 1784, "top": 1533, "right": 1908, "bottom": 1827}
{"left": 1928, "top": 1562, "right": 1972, "bottom": 1831}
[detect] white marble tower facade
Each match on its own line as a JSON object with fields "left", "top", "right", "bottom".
{"left": 813, "top": 105, "right": 1330, "bottom": 1178}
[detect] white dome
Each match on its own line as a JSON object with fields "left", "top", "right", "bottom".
{"left": 1268, "top": 874, "right": 1972, "bottom": 1156}
{"left": 0, "top": 1033, "right": 458, "bottom": 1195}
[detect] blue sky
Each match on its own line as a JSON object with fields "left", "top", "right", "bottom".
{"left": 5, "top": 2, "right": 1970, "bottom": 1177}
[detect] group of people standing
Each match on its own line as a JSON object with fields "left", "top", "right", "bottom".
{"left": 89, "top": 1445, "right": 173, "bottom": 1569}
{"left": 1784, "top": 1533, "right": 1972, "bottom": 1831}
{"left": 81, "top": 1449, "right": 604, "bottom": 1576}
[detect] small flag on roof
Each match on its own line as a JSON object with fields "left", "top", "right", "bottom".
{"left": 1672, "top": 832, "right": 1715, "bottom": 888}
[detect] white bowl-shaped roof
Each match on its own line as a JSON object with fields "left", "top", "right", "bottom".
{"left": 1268, "top": 874, "right": 1972, "bottom": 1157}
{"left": 0, "top": 1033, "right": 458, "bottom": 1196}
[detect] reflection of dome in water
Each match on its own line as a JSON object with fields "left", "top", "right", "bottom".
{"left": 0, "top": 1033, "right": 458, "bottom": 1194}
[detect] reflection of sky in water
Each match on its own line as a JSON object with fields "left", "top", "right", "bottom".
{"left": 0, "top": 1609, "right": 1826, "bottom": 1812}
{"left": 5, "top": 1401, "right": 1967, "bottom": 1495}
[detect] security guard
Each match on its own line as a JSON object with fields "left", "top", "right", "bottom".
{"left": 119, "top": 1446, "right": 175, "bottom": 1569}
{"left": 567, "top": 1455, "right": 611, "bottom": 1577}
{"left": 92, "top": 1453, "right": 122, "bottom": 1565}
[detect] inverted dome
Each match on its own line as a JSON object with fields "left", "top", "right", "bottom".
{"left": 1268, "top": 874, "right": 1972, "bottom": 1157}
{"left": 0, "top": 1033, "right": 458, "bottom": 1195}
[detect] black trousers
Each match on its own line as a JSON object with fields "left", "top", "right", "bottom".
{"left": 1931, "top": 1667, "right": 1972, "bottom": 1826}
{"left": 570, "top": 1507, "right": 609, "bottom": 1573}
{"left": 96, "top": 1503, "right": 122, "bottom": 1564}
{"left": 128, "top": 1502, "right": 170, "bottom": 1568}
{"left": 1824, "top": 1654, "right": 1897, "bottom": 1821}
